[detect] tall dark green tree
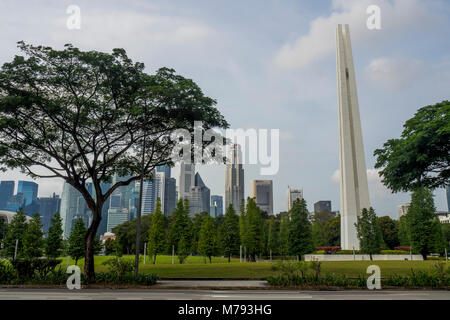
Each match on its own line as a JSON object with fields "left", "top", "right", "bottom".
{"left": 0, "top": 217, "right": 7, "bottom": 241}
{"left": 0, "top": 42, "right": 228, "bottom": 279}
{"left": 191, "top": 211, "right": 209, "bottom": 254}
{"left": 46, "top": 212, "right": 63, "bottom": 258}
{"left": 374, "top": 101, "right": 450, "bottom": 192}
{"left": 267, "top": 216, "right": 279, "bottom": 257}
{"left": 377, "top": 216, "right": 399, "bottom": 249}
{"left": 168, "top": 199, "right": 192, "bottom": 255}
{"left": 288, "top": 199, "right": 314, "bottom": 259}
{"left": 244, "top": 198, "right": 264, "bottom": 262}
{"left": 220, "top": 204, "right": 240, "bottom": 262}
{"left": 23, "top": 213, "right": 44, "bottom": 259}
{"left": 198, "top": 216, "right": 217, "bottom": 263}
{"left": 429, "top": 217, "right": 446, "bottom": 255}
{"left": 68, "top": 218, "right": 87, "bottom": 265}
{"left": 355, "top": 207, "right": 383, "bottom": 260}
{"left": 148, "top": 198, "right": 165, "bottom": 264}
{"left": 1, "top": 208, "right": 27, "bottom": 258}
{"left": 408, "top": 187, "right": 439, "bottom": 259}
{"left": 324, "top": 216, "right": 340, "bottom": 246}
{"left": 398, "top": 214, "right": 411, "bottom": 246}
{"left": 238, "top": 199, "right": 247, "bottom": 254}
{"left": 279, "top": 216, "right": 290, "bottom": 257}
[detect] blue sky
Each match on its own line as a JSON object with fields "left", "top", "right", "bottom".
{"left": 0, "top": 0, "right": 449, "bottom": 217}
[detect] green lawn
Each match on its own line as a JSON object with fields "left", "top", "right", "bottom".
{"left": 57, "top": 255, "right": 448, "bottom": 279}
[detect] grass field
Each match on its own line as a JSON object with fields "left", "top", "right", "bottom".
{"left": 57, "top": 255, "right": 448, "bottom": 279}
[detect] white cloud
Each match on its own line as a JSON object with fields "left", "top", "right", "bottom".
{"left": 273, "top": 0, "right": 440, "bottom": 70}
{"left": 365, "top": 57, "right": 425, "bottom": 90}
{"left": 49, "top": 12, "right": 214, "bottom": 55}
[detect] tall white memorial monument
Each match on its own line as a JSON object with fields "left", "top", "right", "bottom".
{"left": 336, "top": 24, "right": 370, "bottom": 250}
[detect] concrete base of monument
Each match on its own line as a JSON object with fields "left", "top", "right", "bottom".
{"left": 304, "top": 254, "right": 424, "bottom": 261}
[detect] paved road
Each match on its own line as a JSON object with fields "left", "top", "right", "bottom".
{"left": 0, "top": 289, "right": 449, "bottom": 300}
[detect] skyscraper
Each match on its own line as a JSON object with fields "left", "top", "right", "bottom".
{"left": 210, "top": 195, "right": 223, "bottom": 217}
{"left": 336, "top": 24, "right": 370, "bottom": 250}
{"left": 106, "top": 174, "right": 138, "bottom": 232}
{"left": 225, "top": 144, "right": 245, "bottom": 214}
{"left": 314, "top": 201, "right": 332, "bottom": 214}
{"left": 0, "top": 181, "right": 14, "bottom": 210}
{"left": 140, "top": 166, "right": 176, "bottom": 217}
{"left": 38, "top": 193, "right": 61, "bottom": 234}
{"left": 447, "top": 186, "right": 450, "bottom": 212}
{"left": 17, "top": 181, "right": 38, "bottom": 206}
{"left": 287, "top": 186, "right": 303, "bottom": 211}
{"left": 250, "top": 180, "right": 273, "bottom": 215}
{"left": 179, "top": 162, "right": 195, "bottom": 200}
{"left": 60, "top": 182, "right": 93, "bottom": 239}
{"left": 186, "top": 173, "right": 210, "bottom": 217}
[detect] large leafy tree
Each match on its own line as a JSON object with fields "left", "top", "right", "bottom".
{"left": 191, "top": 211, "right": 209, "bottom": 254}
{"left": 68, "top": 218, "right": 87, "bottom": 265}
{"left": 1, "top": 208, "right": 27, "bottom": 258}
{"left": 407, "top": 187, "right": 443, "bottom": 259}
{"left": 46, "top": 212, "right": 64, "bottom": 258}
{"left": 147, "top": 198, "right": 165, "bottom": 264}
{"left": 279, "top": 216, "right": 290, "bottom": 257}
{"left": 377, "top": 216, "right": 399, "bottom": 250}
{"left": 220, "top": 204, "right": 240, "bottom": 262}
{"left": 168, "top": 199, "right": 192, "bottom": 256}
{"left": 398, "top": 214, "right": 411, "bottom": 246}
{"left": 288, "top": 199, "right": 314, "bottom": 259}
{"left": 355, "top": 207, "right": 383, "bottom": 260}
{"left": 198, "top": 216, "right": 217, "bottom": 263}
{"left": 324, "top": 216, "right": 340, "bottom": 246}
{"left": 0, "top": 42, "right": 228, "bottom": 279}
{"left": 266, "top": 216, "right": 279, "bottom": 257}
{"left": 374, "top": 101, "right": 450, "bottom": 192}
{"left": 244, "top": 198, "right": 264, "bottom": 262}
{"left": 23, "top": 213, "right": 44, "bottom": 259}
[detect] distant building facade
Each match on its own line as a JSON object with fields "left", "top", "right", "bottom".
{"left": 210, "top": 195, "right": 223, "bottom": 218}
{"left": 398, "top": 203, "right": 410, "bottom": 219}
{"left": 287, "top": 186, "right": 303, "bottom": 211}
{"left": 186, "top": 173, "right": 210, "bottom": 217}
{"left": 17, "top": 181, "right": 38, "bottom": 206}
{"left": 250, "top": 180, "right": 273, "bottom": 215}
{"left": 314, "top": 201, "right": 332, "bottom": 214}
{"left": 225, "top": 144, "right": 245, "bottom": 214}
{"left": 0, "top": 181, "right": 14, "bottom": 210}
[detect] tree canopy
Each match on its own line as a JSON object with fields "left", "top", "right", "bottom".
{"left": 374, "top": 100, "right": 450, "bottom": 192}
{"left": 0, "top": 42, "right": 228, "bottom": 278}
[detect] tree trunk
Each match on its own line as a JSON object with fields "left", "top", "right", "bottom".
{"left": 153, "top": 254, "right": 156, "bottom": 264}
{"left": 84, "top": 205, "right": 102, "bottom": 281}
{"left": 370, "top": 253, "right": 373, "bottom": 261}
{"left": 209, "top": 256, "right": 212, "bottom": 264}
{"left": 228, "top": 254, "right": 230, "bottom": 263}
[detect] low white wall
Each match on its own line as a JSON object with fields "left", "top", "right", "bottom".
{"left": 304, "top": 254, "right": 423, "bottom": 261}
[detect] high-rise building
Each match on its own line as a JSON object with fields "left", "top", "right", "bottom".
{"left": 398, "top": 203, "right": 410, "bottom": 219}
{"left": 336, "top": 24, "right": 370, "bottom": 250}
{"left": 0, "top": 181, "right": 14, "bottom": 210}
{"left": 17, "top": 181, "right": 38, "bottom": 206}
{"left": 140, "top": 166, "right": 176, "bottom": 217}
{"left": 314, "top": 201, "right": 332, "bottom": 214}
{"left": 179, "top": 162, "right": 195, "bottom": 200}
{"left": 225, "top": 144, "right": 245, "bottom": 214}
{"left": 287, "top": 186, "right": 303, "bottom": 211}
{"left": 106, "top": 174, "right": 137, "bottom": 232}
{"left": 60, "top": 182, "right": 93, "bottom": 239}
{"left": 38, "top": 193, "right": 61, "bottom": 234}
{"left": 4, "top": 193, "right": 25, "bottom": 213}
{"left": 186, "top": 173, "right": 210, "bottom": 217}
{"left": 210, "top": 195, "right": 223, "bottom": 217}
{"left": 250, "top": 180, "right": 273, "bottom": 215}
{"left": 447, "top": 186, "right": 450, "bottom": 212}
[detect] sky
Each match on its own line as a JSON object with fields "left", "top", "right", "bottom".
{"left": 0, "top": 0, "right": 449, "bottom": 218}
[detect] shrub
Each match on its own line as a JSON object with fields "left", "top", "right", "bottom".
{"left": 381, "top": 250, "right": 409, "bottom": 255}
{"left": 102, "top": 257, "right": 134, "bottom": 278}
{"left": 10, "top": 258, "right": 60, "bottom": 281}
{"left": 314, "top": 246, "right": 341, "bottom": 254}
{"left": 336, "top": 250, "right": 359, "bottom": 254}
{"left": 394, "top": 246, "right": 411, "bottom": 251}
{"left": 0, "top": 259, "right": 15, "bottom": 284}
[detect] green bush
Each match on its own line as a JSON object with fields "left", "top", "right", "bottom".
{"left": 380, "top": 250, "right": 409, "bottom": 255}
{"left": 314, "top": 250, "right": 325, "bottom": 254}
{"left": 336, "top": 250, "right": 360, "bottom": 254}
{"left": 0, "top": 259, "right": 15, "bottom": 284}
{"left": 10, "top": 258, "right": 60, "bottom": 281}
{"left": 102, "top": 257, "right": 134, "bottom": 278}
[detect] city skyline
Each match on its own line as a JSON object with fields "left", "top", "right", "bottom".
{"left": 0, "top": 0, "right": 449, "bottom": 217}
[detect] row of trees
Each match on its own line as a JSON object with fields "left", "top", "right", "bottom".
{"left": 112, "top": 197, "right": 314, "bottom": 263}
{"left": 0, "top": 209, "right": 101, "bottom": 264}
